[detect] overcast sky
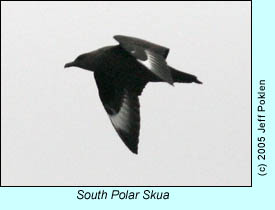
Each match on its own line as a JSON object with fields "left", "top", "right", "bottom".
{"left": 2, "top": 2, "right": 251, "bottom": 186}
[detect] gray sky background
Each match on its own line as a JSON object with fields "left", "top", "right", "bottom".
{"left": 1, "top": 2, "right": 251, "bottom": 186}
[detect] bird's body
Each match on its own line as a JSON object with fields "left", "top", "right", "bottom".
{"left": 65, "top": 35, "right": 202, "bottom": 154}
{"left": 76, "top": 45, "right": 164, "bottom": 83}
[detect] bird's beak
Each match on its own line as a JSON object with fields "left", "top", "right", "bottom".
{"left": 64, "top": 61, "right": 75, "bottom": 68}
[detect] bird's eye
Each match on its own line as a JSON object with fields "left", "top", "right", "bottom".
{"left": 77, "top": 55, "right": 84, "bottom": 61}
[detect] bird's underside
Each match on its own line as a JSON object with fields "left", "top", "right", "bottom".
{"left": 65, "top": 35, "right": 202, "bottom": 154}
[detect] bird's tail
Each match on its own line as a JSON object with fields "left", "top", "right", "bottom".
{"left": 169, "top": 66, "right": 202, "bottom": 84}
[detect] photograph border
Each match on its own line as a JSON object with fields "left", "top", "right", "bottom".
{"left": 0, "top": 0, "right": 252, "bottom": 188}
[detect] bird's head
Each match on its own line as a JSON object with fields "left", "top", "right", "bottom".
{"left": 64, "top": 46, "right": 113, "bottom": 71}
{"left": 64, "top": 53, "right": 94, "bottom": 71}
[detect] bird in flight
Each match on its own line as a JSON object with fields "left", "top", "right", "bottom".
{"left": 65, "top": 35, "right": 202, "bottom": 154}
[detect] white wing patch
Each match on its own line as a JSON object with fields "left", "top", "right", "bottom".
{"left": 137, "top": 50, "right": 174, "bottom": 85}
{"left": 137, "top": 50, "right": 154, "bottom": 70}
{"left": 109, "top": 91, "right": 131, "bottom": 133}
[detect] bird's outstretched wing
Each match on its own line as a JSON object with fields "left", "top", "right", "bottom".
{"left": 94, "top": 72, "right": 143, "bottom": 154}
{"left": 114, "top": 35, "right": 170, "bottom": 58}
{"left": 114, "top": 35, "right": 174, "bottom": 85}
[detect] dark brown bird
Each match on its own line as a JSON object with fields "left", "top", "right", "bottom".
{"left": 65, "top": 35, "right": 202, "bottom": 154}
